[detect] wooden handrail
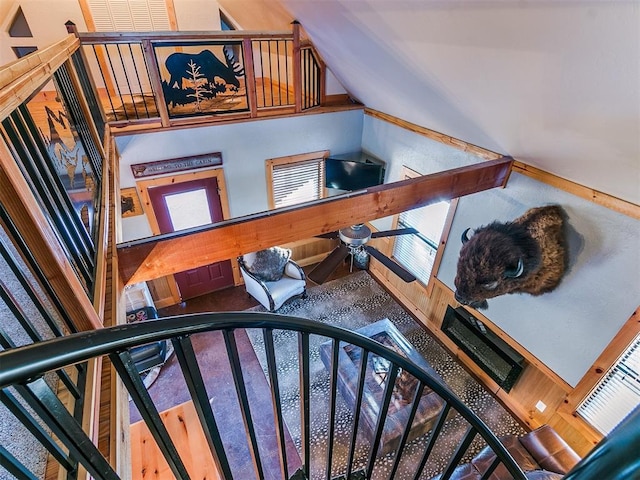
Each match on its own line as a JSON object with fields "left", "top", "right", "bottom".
{"left": 0, "top": 34, "right": 79, "bottom": 122}
{"left": 117, "top": 157, "right": 513, "bottom": 285}
{"left": 75, "top": 30, "right": 294, "bottom": 44}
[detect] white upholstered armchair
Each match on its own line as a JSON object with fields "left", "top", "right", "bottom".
{"left": 238, "top": 247, "right": 307, "bottom": 311}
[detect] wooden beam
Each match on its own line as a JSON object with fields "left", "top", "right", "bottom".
{"left": 117, "top": 157, "right": 513, "bottom": 285}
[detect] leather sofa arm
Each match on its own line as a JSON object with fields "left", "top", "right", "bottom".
{"left": 519, "top": 425, "right": 581, "bottom": 475}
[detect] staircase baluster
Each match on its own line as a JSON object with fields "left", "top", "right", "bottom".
{"left": 223, "top": 328, "right": 265, "bottom": 479}
{"left": 325, "top": 338, "right": 340, "bottom": 480}
{"left": 263, "top": 328, "right": 290, "bottom": 479}
{"left": 388, "top": 380, "right": 426, "bottom": 479}
{"left": 298, "top": 331, "right": 311, "bottom": 477}
{"left": 172, "top": 334, "right": 234, "bottom": 479}
{"left": 364, "top": 364, "right": 399, "bottom": 477}
{"left": 111, "top": 350, "right": 190, "bottom": 480}
{"left": 413, "top": 402, "right": 452, "bottom": 480}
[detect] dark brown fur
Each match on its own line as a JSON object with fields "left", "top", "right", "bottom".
{"left": 454, "top": 205, "right": 568, "bottom": 309}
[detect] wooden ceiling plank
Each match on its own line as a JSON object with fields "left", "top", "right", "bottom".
{"left": 117, "top": 157, "right": 513, "bottom": 285}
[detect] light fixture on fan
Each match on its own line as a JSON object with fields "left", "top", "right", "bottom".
{"left": 308, "top": 224, "right": 418, "bottom": 284}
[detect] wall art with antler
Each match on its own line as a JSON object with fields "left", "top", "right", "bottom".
{"left": 154, "top": 42, "right": 248, "bottom": 118}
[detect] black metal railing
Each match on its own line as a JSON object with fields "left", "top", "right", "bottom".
{"left": 71, "top": 26, "right": 323, "bottom": 127}
{"left": 301, "top": 47, "right": 321, "bottom": 110}
{"left": 0, "top": 313, "right": 529, "bottom": 480}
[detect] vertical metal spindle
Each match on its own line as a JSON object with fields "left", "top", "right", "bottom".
{"left": 413, "top": 402, "right": 452, "bottom": 480}
{"left": 346, "top": 348, "right": 369, "bottom": 480}
{"left": 440, "top": 426, "right": 477, "bottom": 480}
{"left": 0, "top": 390, "right": 75, "bottom": 472}
{"left": 259, "top": 40, "right": 267, "bottom": 107}
{"left": 0, "top": 241, "right": 65, "bottom": 338}
{"left": 480, "top": 456, "right": 501, "bottom": 480}
{"left": 223, "top": 329, "right": 265, "bottom": 479}
{"left": 172, "top": 335, "right": 234, "bottom": 479}
{"left": 298, "top": 331, "right": 311, "bottom": 477}
{"left": 0, "top": 446, "right": 38, "bottom": 480}
{"left": 117, "top": 44, "right": 138, "bottom": 119}
{"left": 268, "top": 40, "right": 275, "bottom": 107}
{"left": 364, "top": 364, "right": 399, "bottom": 477}
{"left": 103, "top": 44, "right": 129, "bottom": 120}
{"left": 283, "top": 39, "right": 290, "bottom": 104}
{"left": 14, "top": 378, "right": 118, "bottom": 479}
{"left": 111, "top": 350, "right": 190, "bottom": 480}
{"left": 325, "top": 338, "right": 340, "bottom": 480}
{"left": 388, "top": 380, "right": 425, "bottom": 479}
{"left": 0, "top": 209, "right": 78, "bottom": 334}
{"left": 275, "top": 40, "right": 282, "bottom": 106}
{"left": 91, "top": 44, "right": 118, "bottom": 120}
{"left": 263, "top": 328, "right": 289, "bottom": 479}
{"left": 129, "top": 43, "right": 151, "bottom": 118}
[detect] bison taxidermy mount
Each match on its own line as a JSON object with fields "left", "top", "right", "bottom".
{"left": 454, "top": 205, "right": 568, "bottom": 310}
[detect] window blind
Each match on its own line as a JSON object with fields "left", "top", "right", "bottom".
{"left": 271, "top": 158, "right": 324, "bottom": 208}
{"left": 87, "top": 0, "right": 171, "bottom": 31}
{"left": 392, "top": 201, "right": 449, "bottom": 284}
{"left": 577, "top": 333, "right": 640, "bottom": 434}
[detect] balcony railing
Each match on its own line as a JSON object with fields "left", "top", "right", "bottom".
{"left": 68, "top": 22, "right": 324, "bottom": 128}
{"left": 0, "top": 313, "right": 529, "bottom": 480}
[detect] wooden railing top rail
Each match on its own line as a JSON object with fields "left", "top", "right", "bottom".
{"left": 0, "top": 34, "right": 79, "bottom": 122}
{"left": 75, "top": 30, "right": 294, "bottom": 44}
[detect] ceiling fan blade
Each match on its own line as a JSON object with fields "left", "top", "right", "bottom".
{"left": 370, "top": 227, "right": 418, "bottom": 238}
{"left": 363, "top": 245, "right": 416, "bottom": 282}
{"left": 308, "top": 244, "right": 350, "bottom": 284}
{"left": 315, "top": 230, "right": 339, "bottom": 239}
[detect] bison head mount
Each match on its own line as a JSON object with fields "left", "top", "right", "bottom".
{"left": 454, "top": 205, "right": 568, "bottom": 310}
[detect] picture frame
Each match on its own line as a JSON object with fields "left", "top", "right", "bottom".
{"left": 130, "top": 152, "right": 223, "bottom": 178}
{"left": 153, "top": 41, "right": 248, "bottom": 118}
{"left": 121, "top": 187, "right": 143, "bottom": 218}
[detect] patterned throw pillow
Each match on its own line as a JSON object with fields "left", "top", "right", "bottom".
{"left": 244, "top": 247, "right": 292, "bottom": 282}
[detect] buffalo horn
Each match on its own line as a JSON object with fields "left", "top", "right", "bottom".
{"left": 504, "top": 258, "right": 524, "bottom": 278}
{"left": 461, "top": 228, "right": 472, "bottom": 244}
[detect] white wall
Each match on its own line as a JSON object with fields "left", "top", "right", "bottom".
{"left": 116, "top": 109, "right": 364, "bottom": 242}
{"left": 0, "top": 0, "right": 87, "bottom": 66}
{"left": 362, "top": 115, "right": 640, "bottom": 387}
{"left": 173, "top": 0, "right": 221, "bottom": 30}
{"left": 281, "top": 1, "right": 640, "bottom": 206}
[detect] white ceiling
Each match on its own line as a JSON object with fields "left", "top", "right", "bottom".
{"left": 278, "top": 1, "right": 640, "bottom": 205}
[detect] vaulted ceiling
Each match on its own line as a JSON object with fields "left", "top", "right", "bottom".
{"left": 268, "top": 1, "right": 639, "bottom": 206}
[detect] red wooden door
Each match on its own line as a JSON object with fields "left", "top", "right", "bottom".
{"left": 148, "top": 177, "right": 234, "bottom": 300}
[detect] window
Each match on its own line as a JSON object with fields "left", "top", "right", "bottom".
{"left": 391, "top": 167, "right": 455, "bottom": 285}
{"left": 85, "top": 0, "right": 171, "bottom": 31}
{"left": 9, "top": 7, "right": 33, "bottom": 37}
{"left": 12, "top": 46, "right": 37, "bottom": 58}
{"left": 577, "top": 333, "right": 640, "bottom": 435}
{"left": 266, "top": 151, "right": 328, "bottom": 209}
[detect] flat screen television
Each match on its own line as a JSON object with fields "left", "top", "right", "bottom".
{"left": 325, "top": 153, "right": 385, "bottom": 191}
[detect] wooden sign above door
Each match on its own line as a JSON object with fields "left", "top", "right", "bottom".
{"left": 131, "top": 152, "right": 223, "bottom": 178}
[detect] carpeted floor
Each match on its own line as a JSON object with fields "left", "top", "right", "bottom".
{"left": 246, "top": 270, "right": 526, "bottom": 479}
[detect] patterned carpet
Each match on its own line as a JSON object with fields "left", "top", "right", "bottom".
{"left": 246, "top": 270, "right": 525, "bottom": 480}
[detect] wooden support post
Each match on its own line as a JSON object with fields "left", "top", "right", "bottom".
{"left": 142, "top": 39, "right": 170, "bottom": 127}
{"left": 242, "top": 37, "right": 258, "bottom": 117}
{"left": 292, "top": 21, "right": 302, "bottom": 113}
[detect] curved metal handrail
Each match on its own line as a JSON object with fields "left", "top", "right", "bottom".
{"left": 0, "top": 312, "right": 527, "bottom": 480}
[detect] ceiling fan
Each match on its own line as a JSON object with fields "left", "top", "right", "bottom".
{"left": 308, "top": 224, "right": 418, "bottom": 284}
